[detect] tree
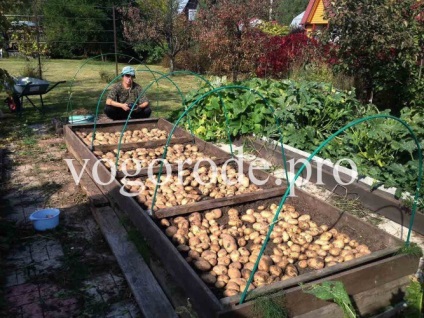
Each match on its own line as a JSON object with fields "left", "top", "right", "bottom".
{"left": 43, "top": 0, "right": 125, "bottom": 58}
{"left": 275, "top": 0, "right": 309, "bottom": 26}
{"left": 193, "top": 0, "right": 267, "bottom": 82}
{"left": 0, "top": 0, "right": 28, "bottom": 90}
{"left": 321, "top": 0, "right": 424, "bottom": 111}
{"left": 120, "top": 0, "right": 193, "bottom": 72}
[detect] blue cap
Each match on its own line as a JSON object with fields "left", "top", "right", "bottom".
{"left": 121, "top": 66, "right": 135, "bottom": 77}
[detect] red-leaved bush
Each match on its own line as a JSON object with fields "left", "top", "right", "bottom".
{"left": 256, "top": 33, "right": 327, "bottom": 78}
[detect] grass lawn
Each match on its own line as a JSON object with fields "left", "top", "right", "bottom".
{"left": 0, "top": 57, "right": 203, "bottom": 125}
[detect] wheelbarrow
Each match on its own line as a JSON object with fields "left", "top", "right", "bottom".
{"left": 6, "top": 77, "right": 66, "bottom": 113}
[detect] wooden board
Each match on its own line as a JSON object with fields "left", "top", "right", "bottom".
{"left": 218, "top": 253, "right": 418, "bottom": 317}
{"left": 65, "top": 124, "right": 224, "bottom": 317}
{"left": 91, "top": 206, "right": 177, "bottom": 318}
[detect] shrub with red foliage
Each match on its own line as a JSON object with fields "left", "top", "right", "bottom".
{"left": 256, "top": 33, "right": 328, "bottom": 78}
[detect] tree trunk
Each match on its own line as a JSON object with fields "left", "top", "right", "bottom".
{"left": 169, "top": 56, "right": 175, "bottom": 73}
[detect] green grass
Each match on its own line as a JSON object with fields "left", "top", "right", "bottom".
{"left": 0, "top": 57, "right": 202, "bottom": 125}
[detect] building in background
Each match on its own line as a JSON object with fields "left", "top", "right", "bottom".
{"left": 300, "top": 0, "right": 328, "bottom": 34}
{"left": 178, "top": 0, "right": 198, "bottom": 21}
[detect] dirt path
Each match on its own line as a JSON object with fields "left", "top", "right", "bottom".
{"left": 0, "top": 123, "right": 141, "bottom": 317}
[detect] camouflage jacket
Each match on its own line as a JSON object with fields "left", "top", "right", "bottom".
{"left": 106, "top": 82, "right": 149, "bottom": 105}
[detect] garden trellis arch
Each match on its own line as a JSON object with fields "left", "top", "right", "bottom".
{"left": 91, "top": 69, "right": 185, "bottom": 151}
{"left": 135, "top": 85, "right": 292, "bottom": 214}
{"left": 114, "top": 71, "right": 238, "bottom": 165}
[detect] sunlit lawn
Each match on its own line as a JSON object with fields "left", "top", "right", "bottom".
{"left": 0, "top": 57, "right": 203, "bottom": 124}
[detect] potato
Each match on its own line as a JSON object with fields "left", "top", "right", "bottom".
{"left": 241, "top": 268, "right": 252, "bottom": 280}
{"left": 188, "top": 250, "right": 200, "bottom": 259}
{"left": 270, "top": 255, "right": 282, "bottom": 264}
{"left": 201, "top": 273, "right": 217, "bottom": 284}
{"left": 230, "top": 250, "right": 240, "bottom": 262}
{"left": 254, "top": 271, "right": 270, "bottom": 284}
{"left": 226, "top": 281, "right": 240, "bottom": 291}
{"left": 160, "top": 219, "right": 170, "bottom": 227}
{"left": 239, "top": 255, "right": 249, "bottom": 264}
{"left": 329, "top": 247, "right": 342, "bottom": 256}
{"left": 269, "top": 265, "right": 283, "bottom": 277}
{"left": 221, "top": 234, "right": 237, "bottom": 253}
{"left": 277, "top": 257, "right": 290, "bottom": 269}
{"left": 205, "top": 209, "right": 222, "bottom": 220}
{"left": 165, "top": 226, "right": 178, "bottom": 237}
{"left": 349, "top": 240, "right": 359, "bottom": 248}
{"left": 189, "top": 236, "right": 201, "bottom": 247}
{"left": 223, "top": 289, "right": 239, "bottom": 297}
{"left": 333, "top": 240, "right": 345, "bottom": 249}
{"left": 228, "top": 268, "right": 242, "bottom": 279}
{"left": 210, "top": 244, "right": 221, "bottom": 252}
{"left": 237, "top": 238, "right": 247, "bottom": 247}
{"left": 172, "top": 234, "right": 186, "bottom": 245}
{"left": 307, "top": 257, "right": 325, "bottom": 270}
{"left": 217, "top": 274, "right": 230, "bottom": 284}
{"left": 285, "top": 264, "right": 298, "bottom": 277}
{"left": 241, "top": 214, "right": 256, "bottom": 223}
{"left": 344, "top": 253, "right": 355, "bottom": 262}
{"left": 194, "top": 258, "right": 212, "bottom": 271}
{"left": 188, "top": 212, "right": 202, "bottom": 223}
{"left": 256, "top": 255, "right": 272, "bottom": 272}
{"left": 229, "top": 262, "right": 243, "bottom": 270}
{"left": 218, "top": 249, "right": 228, "bottom": 258}
{"left": 202, "top": 250, "right": 217, "bottom": 261}
{"left": 298, "top": 260, "right": 308, "bottom": 269}
{"left": 244, "top": 262, "right": 255, "bottom": 271}
{"left": 218, "top": 256, "right": 231, "bottom": 266}
{"left": 212, "top": 265, "right": 228, "bottom": 276}
{"left": 298, "top": 214, "right": 311, "bottom": 222}
{"left": 319, "top": 232, "right": 333, "bottom": 241}
{"left": 215, "top": 280, "right": 226, "bottom": 288}
{"left": 177, "top": 244, "right": 190, "bottom": 252}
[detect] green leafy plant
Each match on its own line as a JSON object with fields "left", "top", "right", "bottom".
{"left": 99, "top": 70, "right": 115, "bottom": 84}
{"left": 303, "top": 281, "right": 357, "bottom": 318}
{"left": 175, "top": 298, "right": 198, "bottom": 318}
{"left": 398, "top": 243, "right": 423, "bottom": 257}
{"left": 252, "top": 296, "right": 288, "bottom": 318}
{"left": 403, "top": 276, "right": 424, "bottom": 318}
{"left": 258, "top": 21, "right": 290, "bottom": 36}
{"left": 183, "top": 77, "right": 424, "bottom": 211}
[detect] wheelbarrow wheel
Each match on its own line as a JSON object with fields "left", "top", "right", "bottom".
{"left": 5, "top": 94, "right": 21, "bottom": 113}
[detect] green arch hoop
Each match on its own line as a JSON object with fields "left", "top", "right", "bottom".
{"left": 148, "top": 84, "right": 291, "bottom": 213}
{"left": 239, "top": 114, "right": 423, "bottom": 304}
{"left": 92, "top": 69, "right": 185, "bottom": 150}
{"left": 66, "top": 53, "right": 155, "bottom": 117}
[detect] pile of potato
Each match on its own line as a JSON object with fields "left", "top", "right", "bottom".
{"left": 76, "top": 127, "right": 169, "bottom": 146}
{"left": 94, "top": 144, "right": 217, "bottom": 171}
{"left": 160, "top": 203, "right": 371, "bottom": 297}
{"left": 122, "top": 165, "right": 261, "bottom": 210}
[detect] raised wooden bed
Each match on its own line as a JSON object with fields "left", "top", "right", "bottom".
{"left": 234, "top": 136, "right": 424, "bottom": 236}
{"left": 65, "top": 119, "right": 419, "bottom": 317}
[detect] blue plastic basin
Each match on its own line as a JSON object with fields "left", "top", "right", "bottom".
{"left": 29, "top": 208, "right": 60, "bottom": 231}
{"left": 69, "top": 115, "right": 94, "bottom": 125}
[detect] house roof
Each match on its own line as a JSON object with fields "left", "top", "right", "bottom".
{"left": 290, "top": 11, "right": 305, "bottom": 27}
{"left": 300, "top": 0, "right": 329, "bottom": 26}
{"left": 178, "top": 0, "right": 189, "bottom": 13}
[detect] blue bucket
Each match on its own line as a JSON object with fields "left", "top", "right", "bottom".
{"left": 29, "top": 208, "right": 61, "bottom": 231}
{"left": 69, "top": 115, "right": 94, "bottom": 125}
